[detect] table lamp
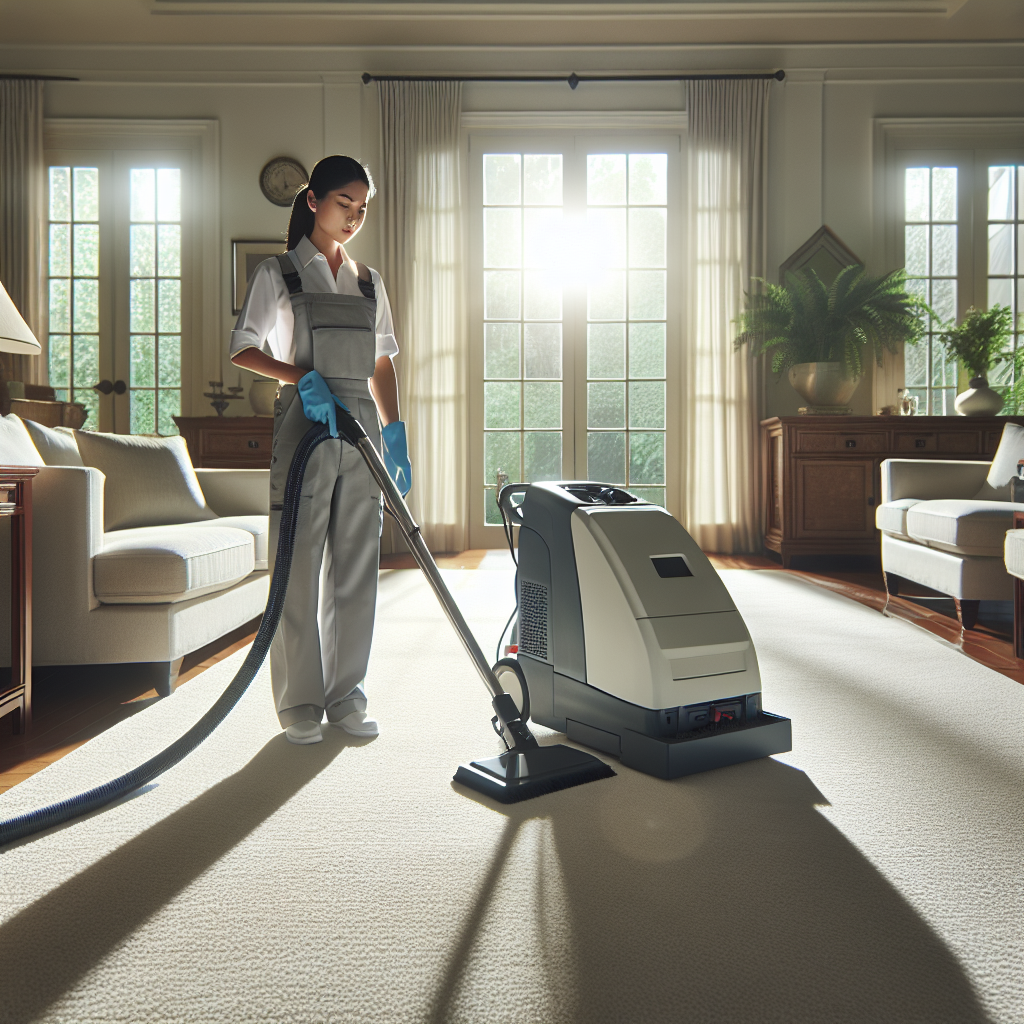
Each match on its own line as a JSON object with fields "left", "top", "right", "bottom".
{"left": 0, "top": 278, "right": 42, "bottom": 355}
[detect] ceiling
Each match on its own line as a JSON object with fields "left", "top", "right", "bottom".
{"left": 1, "top": 0, "right": 1021, "bottom": 49}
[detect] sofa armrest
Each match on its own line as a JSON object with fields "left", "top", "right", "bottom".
{"left": 880, "top": 459, "right": 991, "bottom": 504}
{"left": 195, "top": 468, "right": 270, "bottom": 516}
{"left": 22, "top": 465, "right": 103, "bottom": 612}
{"left": 2, "top": 465, "right": 107, "bottom": 663}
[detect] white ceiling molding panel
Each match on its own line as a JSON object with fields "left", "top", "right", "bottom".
{"left": 151, "top": 0, "right": 971, "bottom": 17}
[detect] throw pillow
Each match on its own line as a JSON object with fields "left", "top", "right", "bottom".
{"left": 74, "top": 431, "right": 217, "bottom": 532}
{"left": 974, "top": 422, "right": 1024, "bottom": 501}
{"left": 0, "top": 414, "right": 44, "bottom": 468}
{"left": 23, "top": 419, "right": 84, "bottom": 467}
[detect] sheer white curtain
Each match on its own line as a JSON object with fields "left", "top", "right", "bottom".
{"left": 0, "top": 79, "right": 46, "bottom": 388}
{"left": 682, "top": 79, "right": 771, "bottom": 554}
{"left": 378, "top": 81, "right": 467, "bottom": 553}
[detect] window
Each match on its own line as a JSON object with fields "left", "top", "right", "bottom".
{"left": 47, "top": 166, "right": 101, "bottom": 428}
{"left": 903, "top": 165, "right": 959, "bottom": 415}
{"left": 986, "top": 165, "right": 1023, "bottom": 391}
{"left": 471, "top": 130, "right": 680, "bottom": 543}
{"left": 47, "top": 159, "right": 186, "bottom": 434}
{"left": 890, "top": 133, "right": 1024, "bottom": 414}
{"left": 43, "top": 121, "right": 214, "bottom": 436}
{"left": 482, "top": 152, "right": 565, "bottom": 525}
{"left": 46, "top": 159, "right": 186, "bottom": 434}
{"left": 585, "top": 153, "right": 668, "bottom": 508}
{"left": 128, "top": 168, "right": 183, "bottom": 436}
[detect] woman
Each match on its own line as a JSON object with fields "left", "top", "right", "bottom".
{"left": 230, "top": 155, "right": 411, "bottom": 745}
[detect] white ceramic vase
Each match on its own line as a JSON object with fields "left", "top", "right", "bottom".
{"left": 787, "top": 362, "right": 862, "bottom": 408}
{"left": 248, "top": 379, "right": 278, "bottom": 417}
{"left": 954, "top": 377, "right": 1004, "bottom": 416}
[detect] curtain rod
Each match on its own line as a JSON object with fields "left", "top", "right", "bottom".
{"left": 0, "top": 74, "right": 80, "bottom": 82}
{"left": 363, "top": 70, "right": 784, "bottom": 89}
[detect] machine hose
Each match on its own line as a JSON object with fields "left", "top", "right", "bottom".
{"left": 0, "top": 422, "right": 333, "bottom": 849}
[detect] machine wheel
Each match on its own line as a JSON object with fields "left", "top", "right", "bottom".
{"left": 492, "top": 657, "right": 530, "bottom": 722}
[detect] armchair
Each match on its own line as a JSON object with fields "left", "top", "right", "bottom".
{"left": 877, "top": 456, "right": 1021, "bottom": 630}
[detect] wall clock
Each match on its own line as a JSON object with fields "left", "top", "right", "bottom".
{"left": 259, "top": 157, "right": 308, "bottom": 207}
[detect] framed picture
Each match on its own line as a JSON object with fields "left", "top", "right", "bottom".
{"left": 232, "top": 240, "right": 285, "bottom": 314}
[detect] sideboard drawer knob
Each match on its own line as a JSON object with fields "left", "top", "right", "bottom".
{"left": 915, "top": 438, "right": 926, "bottom": 448}
{"left": 248, "top": 440, "right": 260, "bottom": 449}
{"left": 845, "top": 439, "right": 857, "bottom": 448}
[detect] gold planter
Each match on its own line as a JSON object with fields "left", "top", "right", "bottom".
{"left": 787, "top": 362, "right": 861, "bottom": 411}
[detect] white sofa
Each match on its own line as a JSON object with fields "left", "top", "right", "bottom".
{"left": 0, "top": 415, "right": 270, "bottom": 696}
{"left": 875, "top": 424, "right": 1024, "bottom": 630}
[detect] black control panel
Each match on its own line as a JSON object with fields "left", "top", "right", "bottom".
{"left": 559, "top": 483, "right": 639, "bottom": 506}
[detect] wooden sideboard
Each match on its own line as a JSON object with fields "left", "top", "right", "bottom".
{"left": 760, "top": 415, "right": 1024, "bottom": 567}
{"left": 173, "top": 416, "right": 274, "bottom": 468}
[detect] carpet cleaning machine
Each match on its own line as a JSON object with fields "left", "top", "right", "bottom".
{"left": 0, "top": 406, "right": 789, "bottom": 848}
{"left": 484, "top": 482, "right": 792, "bottom": 783}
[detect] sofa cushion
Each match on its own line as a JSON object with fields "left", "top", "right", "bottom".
{"left": 181, "top": 515, "right": 269, "bottom": 570}
{"left": 94, "top": 525, "right": 255, "bottom": 604}
{"left": 1005, "top": 529, "right": 1024, "bottom": 580}
{"left": 882, "top": 532, "right": 1013, "bottom": 601}
{"left": 974, "top": 422, "right": 1024, "bottom": 500}
{"left": 906, "top": 499, "right": 1022, "bottom": 556}
{"left": 22, "top": 419, "right": 84, "bottom": 466}
{"left": 75, "top": 431, "right": 217, "bottom": 532}
{"left": 876, "top": 498, "right": 922, "bottom": 539}
{"left": 0, "top": 414, "right": 44, "bottom": 467}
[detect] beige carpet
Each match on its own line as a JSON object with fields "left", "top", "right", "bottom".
{"left": 0, "top": 564, "right": 1021, "bottom": 1024}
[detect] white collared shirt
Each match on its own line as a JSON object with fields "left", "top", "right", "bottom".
{"left": 229, "top": 234, "right": 399, "bottom": 367}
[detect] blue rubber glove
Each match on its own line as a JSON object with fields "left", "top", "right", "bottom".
{"left": 297, "top": 370, "right": 348, "bottom": 438}
{"left": 381, "top": 420, "right": 412, "bottom": 496}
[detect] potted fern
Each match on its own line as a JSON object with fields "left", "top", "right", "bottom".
{"left": 935, "top": 305, "right": 1014, "bottom": 416}
{"left": 734, "top": 264, "right": 928, "bottom": 411}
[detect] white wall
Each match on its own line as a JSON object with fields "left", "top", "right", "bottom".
{"left": 12, "top": 44, "right": 1023, "bottom": 422}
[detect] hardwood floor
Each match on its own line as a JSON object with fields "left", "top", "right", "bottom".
{"left": 2, "top": 551, "right": 1019, "bottom": 796}
{"left": 711, "top": 552, "right": 1022, "bottom": 682}
{"left": 0, "top": 619, "right": 262, "bottom": 795}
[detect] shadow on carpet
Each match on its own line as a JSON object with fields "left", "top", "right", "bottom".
{"left": 426, "top": 756, "right": 991, "bottom": 1024}
{"left": 0, "top": 729, "right": 358, "bottom": 1024}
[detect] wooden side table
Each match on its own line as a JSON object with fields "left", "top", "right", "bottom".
{"left": 0, "top": 466, "right": 38, "bottom": 734}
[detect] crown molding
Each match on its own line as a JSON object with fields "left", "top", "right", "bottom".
{"left": 150, "top": 0, "right": 969, "bottom": 18}
{"left": 4, "top": 40, "right": 1020, "bottom": 53}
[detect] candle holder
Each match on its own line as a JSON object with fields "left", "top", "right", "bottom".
{"left": 203, "top": 381, "right": 245, "bottom": 417}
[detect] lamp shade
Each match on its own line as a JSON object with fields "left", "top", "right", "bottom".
{"left": 0, "top": 278, "right": 42, "bottom": 355}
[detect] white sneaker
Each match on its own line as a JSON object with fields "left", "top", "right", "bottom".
{"left": 285, "top": 721, "right": 323, "bottom": 745}
{"left": 331, "top": 711, "right": 379, "bottom": 737}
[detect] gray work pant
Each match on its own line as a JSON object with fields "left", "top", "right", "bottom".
{"left": 269, "top": 381, "right": 383, "bottom": 729}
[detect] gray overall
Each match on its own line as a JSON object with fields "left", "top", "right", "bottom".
{"left": 269, "top": 252, "right": 383, "bottom": 729}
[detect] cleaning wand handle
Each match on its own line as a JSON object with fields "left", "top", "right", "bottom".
{"left": 336, "top": 407, "right": 537, "bottom": 746}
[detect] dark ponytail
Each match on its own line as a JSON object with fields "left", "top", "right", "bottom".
{"left": 286, "top": 155, "right": 376, "bottom": 252}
